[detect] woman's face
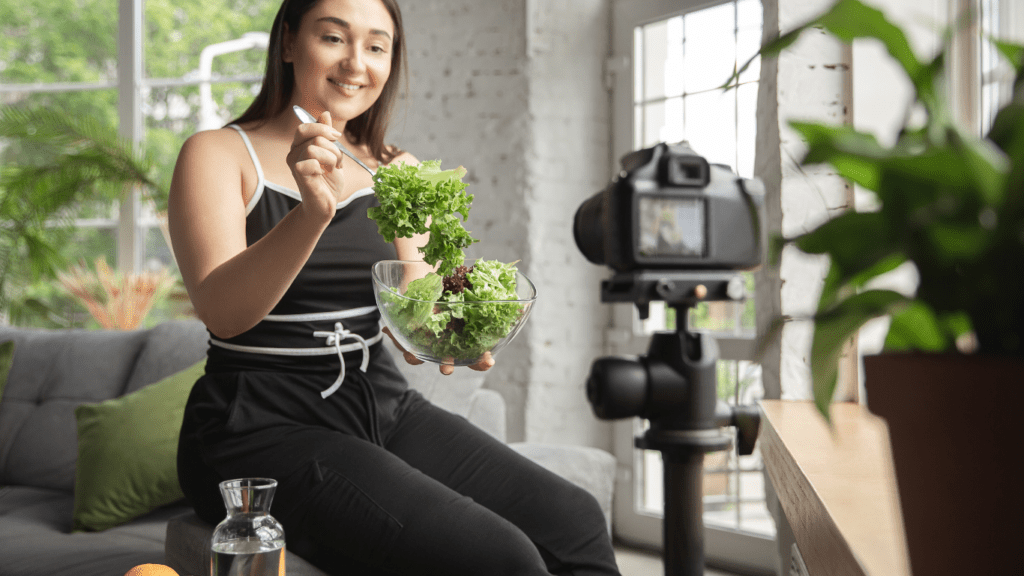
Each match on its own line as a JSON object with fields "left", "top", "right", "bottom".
{"left": 283, "top": 0, "right": 395, "bottom": 123}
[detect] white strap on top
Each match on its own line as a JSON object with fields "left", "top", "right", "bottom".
{"left": 227, "top": 124, "right": 266, "bottom": 215}
{"left": 227, "top": 124, "right": 376, "bottom": 212}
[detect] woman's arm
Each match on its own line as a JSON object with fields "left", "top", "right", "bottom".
{"left": 168, "top": 120, "right": 343, "bottom": 339}
{"left": 387, "top": 151, "right": 433, "bottom": 275}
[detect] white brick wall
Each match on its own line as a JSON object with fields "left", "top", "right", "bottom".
{"left": 755, "top": 0, "right": 853, "bottom": 402}
{"left": 394, "top": 0, "right": 612, "bottom": 448}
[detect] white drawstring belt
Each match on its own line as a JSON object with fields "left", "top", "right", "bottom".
{"left": 208, "top": 306, "right": 382, "bottom": 399}
{"left": 313, "top": 321, "right": 372, "bottom": 399}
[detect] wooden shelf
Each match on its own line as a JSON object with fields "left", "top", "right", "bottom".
{"left": 759, "top": 400, "right": 911, "bottom": 576}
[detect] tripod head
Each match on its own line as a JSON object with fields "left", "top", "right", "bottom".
{"left": 585, "top": 270, "right": 760, "bottom": 458}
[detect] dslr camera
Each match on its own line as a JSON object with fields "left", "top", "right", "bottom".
{"left": 574, "top": 141, "right": 763, "bottom": 274}
{"left": 573, "top": 142, "right": 764, "bottom": 576}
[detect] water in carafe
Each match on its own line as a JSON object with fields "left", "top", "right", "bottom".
{"left": 211, "top": 538, "right": 285, "bottom": 576}
{"left": 210, "top": 478, "right": 286, "bottom": 576}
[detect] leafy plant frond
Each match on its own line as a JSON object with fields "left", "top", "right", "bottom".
{"left": 57, "top": 256, "right": 176, "bottom": 330}
{"left": 0, "top": 104, "right": 167, "bottom": 320}
{"left": 810, "top": 289, "right": 910, "bottom": 419}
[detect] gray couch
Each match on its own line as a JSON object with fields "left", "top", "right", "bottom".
{"left": 0, "top": 320, "right": 615, "bottom": 576}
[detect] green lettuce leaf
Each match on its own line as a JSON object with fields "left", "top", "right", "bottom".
{"left": 368, "top": 160, "right": 477, "bottom": 275}
{"left": 380, "top": 273, "right": 445, "bottom": 334}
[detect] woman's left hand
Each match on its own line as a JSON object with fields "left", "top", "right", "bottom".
{"left": 381, "top": 327, "right": 495, "bottom": 375}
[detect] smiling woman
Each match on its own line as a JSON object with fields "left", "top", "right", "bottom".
{"left": 229, "top": 0, "right": 406, "bottom": 165}
{"left": 168, "top": 1, "right": 622, "bottom": 575}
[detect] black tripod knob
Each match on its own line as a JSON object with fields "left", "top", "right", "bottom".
{"left": 715, "top": 402, "right": 761, "bottom": 456}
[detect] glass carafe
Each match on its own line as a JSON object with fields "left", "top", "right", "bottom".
{"left": 210, "top": 478, "right": 286, "bottom": 576}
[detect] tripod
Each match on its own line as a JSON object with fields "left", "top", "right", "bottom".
{"left": 635, "top": 321, "right": 760, "bottom": 576}
{"left": 593, "top": 272, "right": 761, "bottom": 576}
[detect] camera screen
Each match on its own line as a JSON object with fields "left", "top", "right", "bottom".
{"left": 637, "top": 196, "right": 705, "bottom": 258}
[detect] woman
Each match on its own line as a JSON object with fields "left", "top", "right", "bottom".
{"left": 169, "top": 0, "right": 621, "bottom": 574}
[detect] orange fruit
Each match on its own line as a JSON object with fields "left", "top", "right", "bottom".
{"left": 123, "top": 564, "right": 179, "bottom": 576}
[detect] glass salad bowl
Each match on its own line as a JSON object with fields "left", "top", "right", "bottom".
{"left": 371, "top": 260, "right": 537, "bottom": 366}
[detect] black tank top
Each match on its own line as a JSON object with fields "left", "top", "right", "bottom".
{"left": 205, "top": 124, "right": 397, "bottom": 377}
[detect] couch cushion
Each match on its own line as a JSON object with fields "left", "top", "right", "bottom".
{"left": 122, "top": 320, "right": 209, "bottom": 395}
{"left": 0, "top": 327, "right": 149, "bottom": 492}
{"left": 73, "top": 360, "right": 205, "bottom": 532}
{"left": 508, "top": 443, "right": 617, "bottom": 535}
{"left": 0, "top": 485, "right": 191, "bottom": 576}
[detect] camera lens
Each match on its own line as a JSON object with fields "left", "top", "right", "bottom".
{"left": 573, "top": 192, "right": 606, "bottom": 265}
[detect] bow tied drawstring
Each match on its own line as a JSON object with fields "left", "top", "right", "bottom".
{"left": 314, "top": 321, "right": 371, "bottom": 398}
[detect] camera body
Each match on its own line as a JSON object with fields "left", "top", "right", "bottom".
{"left": 573, "top": 141, "right": 765, "bottom": 274}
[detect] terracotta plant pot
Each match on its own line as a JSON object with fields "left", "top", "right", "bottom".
{"left": 863, "top": 353, "right": 1024, "bottom": 576}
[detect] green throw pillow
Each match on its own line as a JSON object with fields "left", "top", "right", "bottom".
{"left": 0, "top": 340, "right": 13, "bottom": 402}
{"left": 72, "top": 360, "right": 205, "bottom": 532}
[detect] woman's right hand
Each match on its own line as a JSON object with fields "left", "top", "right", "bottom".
{"left": 287, "top": 110, "right": 346, "bottom": 222}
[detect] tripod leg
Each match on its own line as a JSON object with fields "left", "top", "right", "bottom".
{"left": 663, "top": 450, "right": 705, "bottom": 576}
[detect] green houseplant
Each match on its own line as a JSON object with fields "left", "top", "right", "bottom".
{"left": 0, "top": 105, "right": 169, "bottom": 326}
{"left": 733, "top": 0, "right": 1024, "bottom": 416}
{"left": 735, "top": 1, "right": 1023, "bottom": 574}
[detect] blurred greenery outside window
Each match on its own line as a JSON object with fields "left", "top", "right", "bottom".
{"left": 0, "top": 0, "right": 278, "bottom": 328}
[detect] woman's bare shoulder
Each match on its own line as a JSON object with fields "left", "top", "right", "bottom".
{"left": 179, "top": 127, "right": 246, "bottom": 159}
{"left": 171, "top": 127, "right": 252, "bottom": 203}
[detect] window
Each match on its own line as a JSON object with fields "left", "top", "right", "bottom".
{"left": 0, "top": 0, "right": 275, "bottom": 327}
{"left": 610, "top": 0, "right": 775, "bottom": 571}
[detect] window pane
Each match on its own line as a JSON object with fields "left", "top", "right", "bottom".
{"left": 633, "top": 104, "right": 643, "bottom": 150}
{"left": 686, "top": 272, "right": 755, "bottom": 334}
{"left": 144, "top": 0, "right": 278, "bottom": 80}
{"left": 642, "top": 100, "right": 666, "bottom": 148}
{"left": 1, "top": 90, "right": 121, "bottom": 225}
{"left": 637, "top": 16, "right": 683, "bottom": 102}
{"left": 683, "top": 89, "right": 736, "bottom": 169}
{"left": 66, "top": 226, "right": 118, "bottom": 266}
{"left": 0, "top": 0, "right": 117, "bottom": 85}
{"left": 638, "top": 16, "right": 685, "bottom": 100}
{"left": 683, "top": 3, "right": 736, "bottom": 94}
{"left": 689, "top": 301, "right": 741, "bottom": 333}
{"left": 737, "top": 82, "right": 758, "bottom": 179}
{"left": 640, "top": 97, "right": 684, "bottom": 148}
{"left": 634, "top": 26, "right": 644, "bottom": 103}
{"left": 736, "top": 0, "right": 762, "bottom": 84}
{"left": 143, "top": 224, "right": 175, "bottom": 272}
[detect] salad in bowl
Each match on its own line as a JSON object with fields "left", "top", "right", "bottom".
{"left": 368, "top": 160, "right": 536, "bottom": 366}
{"left": 372, "top": 259, "right": 535, "bottom": 365}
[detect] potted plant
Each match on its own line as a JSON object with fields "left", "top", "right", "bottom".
{"left": 0, "top": 105, "right": 168, "bottom": 326}
{"left": 734, "top": 1, "right": 1024, "bottom": 574}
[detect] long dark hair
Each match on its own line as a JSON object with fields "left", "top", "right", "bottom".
{"left": 230, "top": 0, "right": 407, "bottom": 164}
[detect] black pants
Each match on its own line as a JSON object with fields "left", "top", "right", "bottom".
{"left": 178, "top": 346, "right": 621, "bottom": 576}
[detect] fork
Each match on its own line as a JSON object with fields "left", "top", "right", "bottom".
{"left": 292, "top": 105, "right": 376, "bottom": 176}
